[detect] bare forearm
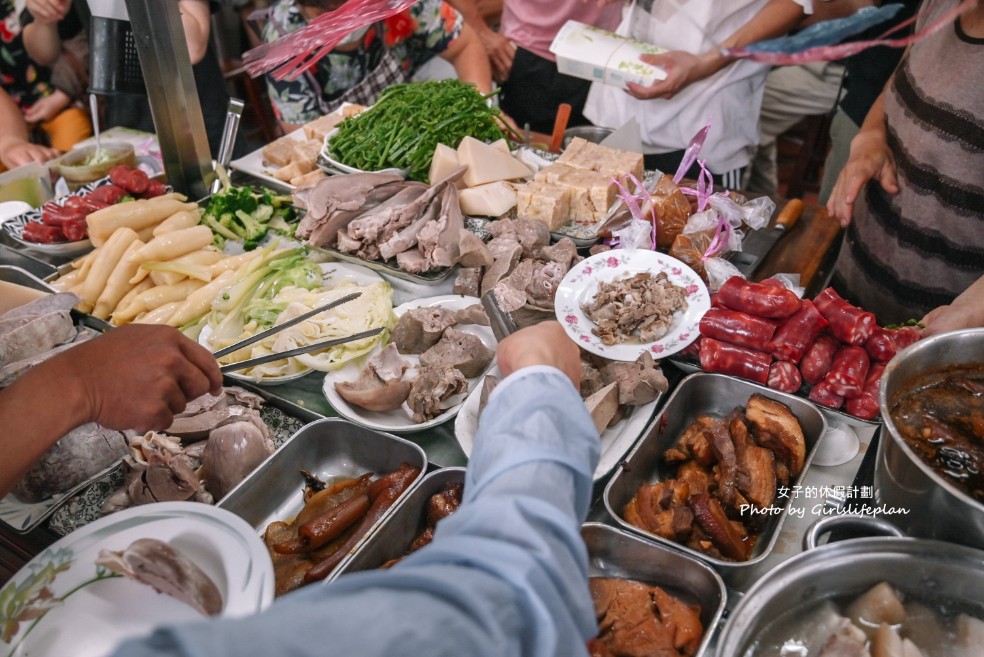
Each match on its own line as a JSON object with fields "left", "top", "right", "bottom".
{"left": 442, "top": 24, "right": 493, "bottom": 93}
{"left": 444, "top": 0, "right": 494, "bottom": 38}
{"left": 697, "top": 0, "right": 807, "bottom": 79}
{"left": 22, "top": 22, "right": 62, "bottom": 65}
{"left": 178, "top": 0, "right": 211, "bottom": 64}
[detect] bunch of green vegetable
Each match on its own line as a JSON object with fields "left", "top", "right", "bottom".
{"left": 327, "top": 79, "right": 517, "bottom": 183}
{"left": 200, "top": 184, "right": 297, "bottom": 250}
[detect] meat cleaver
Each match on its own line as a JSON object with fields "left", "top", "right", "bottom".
{"left": 729, "top": 198, "right": 804, "bottom": 277}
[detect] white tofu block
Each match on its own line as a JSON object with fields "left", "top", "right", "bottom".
{"left": 429, "top": 143, "right": 461, "bottom": 185}
{"left": 458, "top": 136, "right": 533, "bottom": 187}
{"left": 516, "top": 181, "right": 570, "bottom": 231}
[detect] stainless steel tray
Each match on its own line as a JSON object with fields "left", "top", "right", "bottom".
{"left": 335, "top": 467, "right": 465, "bottom": 576}
{"left": 583, "top": 522, "right": 727, "bottom": 657}
{"left": 604, "top": 372, "right": 827, "bottom": 569}
{"left": 667, "top": 356, "right": 879, "bottom": 428}
{"left": 218, "top": 417, "right": 428, "bottom": 579}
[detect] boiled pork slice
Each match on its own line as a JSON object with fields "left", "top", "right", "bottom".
{"left": 525, "top": 260, "right": 565, "bottom": 309}
{"left": 392, "top": 307, "right": 457, "bottom": 354}
{"left": 536, "top": 238, "right": 578, "bottom": 269}
{"left": 407, "top": 366, "right": 467, "bottom": 423}
{"left": 0, "top": 310, "right": 77, "bottom": 369}
{"left": 419, "top": 328, "right": 494, "bottom": 378}
{"left": 600, "top": 352, "right": 669, "bottom": 406}
{"left": 334, "top": 344, "right": 412, "bottom": 412}
{"left": 453, "top": 305, "right": 489, "bottom": 326}
{"left": 454, "top": 267, "right": 482, "bottom": 297}
{"left": 458, "top": 231, "right": 493, "bottom": 268}
{"left": 96, "top": 538, "right": 223, "bottom": 616}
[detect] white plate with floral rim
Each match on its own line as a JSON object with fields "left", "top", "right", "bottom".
{"left": 0, "top": 502, "right": 273, "bottom": 657}
{"left": 323, "top": 294, "right": 496, "bottom": 433}
{"left": 453, "top": 366, "right": 660, "bottom": 480}
{"left": 555, "top": 249, "right": 709, "bottom": 361}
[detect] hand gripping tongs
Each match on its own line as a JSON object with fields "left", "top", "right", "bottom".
{"left": 215, "top": 291, "right": 383, "bottom": 373}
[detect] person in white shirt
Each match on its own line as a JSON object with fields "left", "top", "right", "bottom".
{"left": 585, "top": 0, "right": 815, "bottom": 187}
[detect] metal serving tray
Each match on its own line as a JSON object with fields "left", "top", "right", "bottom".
{"left": 218, "top": 417, "right": 428, "bottom": 577}
{"left": 604, "top": 372, "right": 827, "bottom": 569}
{"left": 335, "top": 467, "right": 465, "bottom": 576}
{"left": 583, "top": 522, "right": 727, "bottom": 657}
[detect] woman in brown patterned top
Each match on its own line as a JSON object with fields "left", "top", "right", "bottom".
{"left": 827, "top": 0, "right": 984, "bottom": 328}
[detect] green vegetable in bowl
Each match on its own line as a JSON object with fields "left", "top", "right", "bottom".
{"left": 327, "top": 79, "right": 518, "bottom": 183}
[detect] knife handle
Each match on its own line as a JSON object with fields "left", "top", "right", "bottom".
{"left": 775, "top": 198, "right": 805, "bottom": 232}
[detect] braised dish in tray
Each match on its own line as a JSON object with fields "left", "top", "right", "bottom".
{"left": 624, "top": 394, "right": 806, "bottom": 562}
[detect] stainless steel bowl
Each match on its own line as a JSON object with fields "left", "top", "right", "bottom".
{"left": 715, "top": 516, "right": 984, "bottom": 656}
{"left": 877, "top": 328, "right": 984, "bottom": 548}
{"left": 604, "top": 373, "right": 827, "bottom": 568}
{"left": 563, "top": 125, "right": 614, "bottom": 147}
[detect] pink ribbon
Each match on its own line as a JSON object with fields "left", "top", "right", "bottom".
{"left": 611, "top": 173, "right": 658, "bottom": 250}
{"left": 702, "top": 218, "right": 732, "bottom": 261}
{"left": 723, "top": 0, "right": 974, "bottom": 65}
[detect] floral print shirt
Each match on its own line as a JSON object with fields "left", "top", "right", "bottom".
{"left": 1, "top": 0, "right": 54, "bottom": 109}
{"left": 261, "top": 0, "right": 462, "bottom": 124}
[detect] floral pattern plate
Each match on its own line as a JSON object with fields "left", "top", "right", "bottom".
{"left": 0, "top": 502, "right": 273, "bottom": 657}
{"left": 555, "top": 249, "right": 710, "bottom": 362}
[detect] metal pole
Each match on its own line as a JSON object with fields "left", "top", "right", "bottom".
{"left": 124, "top": 0, "right": 213, "bottom": 200}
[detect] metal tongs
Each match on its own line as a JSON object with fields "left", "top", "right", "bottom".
{"left": 220, "top": 327, "right": 384, "bottom": 373}
{"left": 215, "top": 291, "right": 383, "bottom": 373}
{"left": 481, "top": 291, "right": 517, "bottom": 342}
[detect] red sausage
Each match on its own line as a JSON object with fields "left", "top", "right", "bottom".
{"left": 143, "top": 179, "right": 167, "bottom": 198}
{"left": 88, "top": 183, "right": 128, "bottom": 205}
{"left": 109, "top": 164, "right": 132, "bottom": 188}
{"left": 126, "top": 169, "right": 149, "bottom": 195}
{"left": 892, "top": 326, "right": 921, "bottom": 351}
{"left": 699, "top": 337, "right": 772, "bottom": 385}
{"left": 809, "top": 380, "right": 844, "bottom": 410}
{"left": 769, "top": 300, "right": 829, "bottom": 363}
{"left": 844, "top": 363, "right": 887, "bottom": 420}
{"left": 863, "top": 326, "right": 897, "bottom": 363}
{"left": 825, "top": 346, "right": 870, "bottom": 399}
{"left": 717, "top": 276, "right": 803, "bottom": 319}
{"left": 22, "top": 221, "right": 65, "bottom": 243}
{"left": 813, "top": 288, "right": 876, "bottom": 346}
{"left": 61, "top": 217, "right": 88, "bottom": 241}
{"left": 41, "top": 202, "right": 85, "bottom": 227}
{"left": 799, "top": 333, "right": 840, "bottom": 385}
{"left": 698, "top": 308, "right": 778, "bottom": 352}
{"left": 844, "top": 394, "right": 879, "bottom": 419}
{"left": 768, "top": 361, "right": 802, "bottom": 393}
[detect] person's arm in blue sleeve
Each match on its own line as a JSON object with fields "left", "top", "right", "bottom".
{"left": 109, "top": 321, "right": 601, "bottom": 657}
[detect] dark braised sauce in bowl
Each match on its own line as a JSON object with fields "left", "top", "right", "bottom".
{"left": 889, "top": 365, "right": 984, "bottom": 502}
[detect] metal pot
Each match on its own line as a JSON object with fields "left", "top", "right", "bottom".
{"left": 715, "top": 515, "right": 984, "bottom": 656}
{"left": 877, "top": 328, "right": 984, "bottom": 549}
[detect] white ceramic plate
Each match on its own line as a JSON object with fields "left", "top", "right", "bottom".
{"left": 199, "top": 262, "right": 385, "bottom": 385}
{"left": 319, "top": 128, "right": 409, "bottom": 177}
{"left": 453, "top": 365, "right": 660, "bottom": 480}
{"left": 323, "top": 294, "right": 495, "bottom": 433}
{"left": 555, "top": 250, "right": 709, "bottom": 361}
{"left": 0, "top": 502, "right": 273, "bottom": 657}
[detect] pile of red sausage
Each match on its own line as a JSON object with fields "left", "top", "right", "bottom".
{"left": 691, "top": 277, "right": 921, "bottom": 419}
{"left": 22, "top": 165, "right": 167, "bottom": 244}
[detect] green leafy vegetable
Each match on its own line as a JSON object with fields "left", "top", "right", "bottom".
{"left": 201, "top": 184, "right": 297, "bottom": 250}
{"left": 327, "top": 79, "right": 518, "bottom": 183}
